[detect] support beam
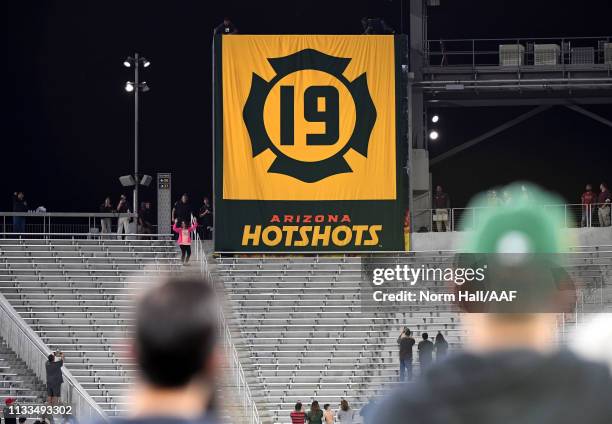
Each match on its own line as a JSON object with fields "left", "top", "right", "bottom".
{"left": 409, "top": 0, "right": 425, "bottom": 148}
{"left": 426, "top": 96, "right": 612, "bottom": 108}
{"left": 430, "top": 105, "right": 551, "bottom": 166}
{"left": 565, "top": 104, "right": 612, "bottom": 130}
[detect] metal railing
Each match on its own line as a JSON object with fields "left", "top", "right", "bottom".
{"left": 0, "top": 212, "right": 139, "bottom": 236}
{"left": 425, "top": 36, "right": 612, "bottom": 68}
{"left": 196, "top": 237, "right": 261, "bottom": 424}
{"left": 0, "top": 293, "right": 107, "bottom": 422}
{"left": 415, "top": 203, "right": 611, "bottom": 232}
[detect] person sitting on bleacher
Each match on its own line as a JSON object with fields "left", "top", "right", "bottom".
{"left": 290, "top": 401, "right": 306, "bottom": 424}
{"left": 306, "top": 400, "right": 324, "bottom": 424}
{"left": 336, "top": 400, "right": 355, "bottom": 424}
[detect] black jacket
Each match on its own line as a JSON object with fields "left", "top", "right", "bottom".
{"left": 374, "top": 349, "right": 612, "bottom": 424}
{"left": 12, "top": 194, "right": 27, "bottom": 212}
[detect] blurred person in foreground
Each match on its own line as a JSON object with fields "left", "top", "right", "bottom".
{"left": 373, "top": 183, "right": 612, "bottom": 424}
{"left": 571, "top": 314, "right": 612, "bottom": 373}
{"left": 120, "top": 276, "right": 221, "bottom": 424}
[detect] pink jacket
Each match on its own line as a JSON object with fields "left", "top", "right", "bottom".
{"left": 172, "top": 222, "right": 198, "bottom": 245}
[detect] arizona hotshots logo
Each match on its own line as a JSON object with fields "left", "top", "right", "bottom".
{"left": 243, "top": 48, "right": 376, "bottom": 182}
{"left": 218, "top": 36, "right": 399, "bottom": 251}
{"left": 242, "top": 214, "right": 382, "bottom": 248}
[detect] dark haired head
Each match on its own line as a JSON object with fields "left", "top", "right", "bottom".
{"left": 403, "top": 327, "right": 411, "bottom": 335}
{"left": 134, "top": 276, "right": 218, "bottom": 387}
{"left": 435, "top": 331, "right": 445, "bottom": 343}
{"left": 422, "top": 332, "right": 428, "bottom": 340}
{"left": 340, "top": 399, "right": 349, "bottom": 411}
{"left": 295, "top": 402, "right": 302, "bottom": 411}
{"left": 48, "top": 353, "right": 55, "bottom": 362}
{"left": 324, "top": 404, "right": 330, "bottom": 410}
{"left": 311, "top": 400, "right": 320, "bottom": 412}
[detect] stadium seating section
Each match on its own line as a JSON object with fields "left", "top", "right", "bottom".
{"left": 0, "top": 237, "right": 611, "bottom": 423}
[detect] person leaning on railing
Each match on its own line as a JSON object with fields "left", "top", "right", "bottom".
{"left": 580, "top": 184, "right": 597, "bottom": 227}
{"left": 12, "top": 192, "right": 28, "bottom": 233}
{"left": 432, "top": 185, "right": 450, "bottom": 232}
{"left": 99, "top": 196, "right": 113, "bottom": 234}
{"left": 597, "top": 183, "right": 611, "bottom": 227}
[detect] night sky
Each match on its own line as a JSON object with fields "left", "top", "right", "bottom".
{"left": 2, "top": 0, "right": 612, "bottom": 212}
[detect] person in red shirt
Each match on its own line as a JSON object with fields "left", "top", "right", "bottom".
{"left": 290, "top": 401, "right": 306, "bottom": 424}
{"left": 581, "top": 184, "right": 597, "bottom": 227}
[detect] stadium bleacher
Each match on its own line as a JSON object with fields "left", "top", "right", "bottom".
{"left": 209, "top": 248, "right": 612, "bottom": 424}
{"left": 0, "top": 236, "right": 610, "bottom": 423}
{"left": 0, "top": 237, "right": 181, "bottom": 416}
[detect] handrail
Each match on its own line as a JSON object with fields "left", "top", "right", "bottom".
{"left": 424, "top": 35, "right": 612, "bottom": 68}
{"left": 416, "top": 203, "right": 609, "bottom": 232}
{"left": 197, "top": 235, "right": 261, "bottom": 424}
{"left": 0, "top": 212, "right": 136, "bottom": 217}
{"left": 0, "top": 232, "right": 173, "bottom": 237}
{"left": 0, "top": 293, "right": 107, "bottom": 422}
{"left": 428, "top": 36, "right": 612, "bottom": 43}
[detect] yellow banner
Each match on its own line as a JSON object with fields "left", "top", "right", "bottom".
{"left": 222, "top": 35, "right": 396, "bottom": 201}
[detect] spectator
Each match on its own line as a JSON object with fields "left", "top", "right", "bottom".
{"left": 198, "top": 197, "right": 213, "bottom": 240}
{"left": 336, "top": 400, "right": 355, "bottom": 424}
{"left": 116, "top": 194, "right": 132, "bottom": 239}
{"left": 434, "top": 331, "right": 448, "bottom": 360}
{"left": 432, "top": 185, "right": 450, "bottom": 232}
{"left": 306, "top": 400, "right": 323, "bottom": 424}
{"left": 581, "top": 184, "right": 597, "bottom": 227}
{"left": 417, "top": 333, "right": 434, "bottom": 370}
{"left": 138, "top": 201, "right": 153, "bottom": 236}
{"left": 99, "top": 197, "right": 113, "bottom": 235}
{"left": 598, "top": 183, "right": 611, "bottom": 227}
{"left": 46, "top": 351, "right": 64, "bottom": 405}
{"left": 123, "top": 276, "right": 221, "bottom": 423}
{"left": 323, "top": 404, "right": 334, "bottom": 424}
{"left": 290, "top": 402, "right": 306, "bottom": 424}
{"left": 397, "top": 327, "right": 415, "bottom": 381}
{"left": 3, "top": 399, "right": 17, "bottom": 424}
{"left": 214, "top": 17, "right": 238, "bottom": 35}
{"left": 12, "top": 192, "right": 28, "bottom": 233}
{"left": 172, "top": 194, "right": 193, "bottom": 227}
{"left": 361, "top": 17, "right": 395, "bottom": 34}
{"left": 172, "top": 219, "right": 198, "bottom": 264}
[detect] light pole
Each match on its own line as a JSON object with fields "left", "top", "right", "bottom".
{"left": 124, "top": 53, "right": 150, "bottom": 233}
